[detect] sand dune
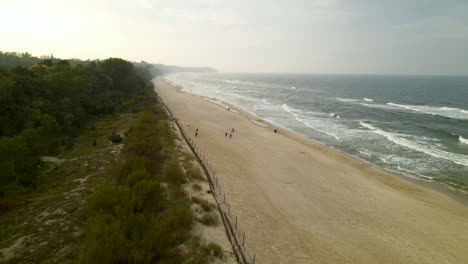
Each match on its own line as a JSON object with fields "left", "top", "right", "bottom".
{"left": 154, "top": 77, "right": 468, "bottom": 264}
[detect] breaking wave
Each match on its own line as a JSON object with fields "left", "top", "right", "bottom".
{"left": 281, "top": 104, "right": 341, "bottom": 140}
{"left": 336, "top": 97, "right": 359, "bottom": 102}
{"left": 385, "top": 103, "right": 468, "bottom": 120}
{"left": 458, "top": 135, "right": 468, "bottom": 145}
{"left": 360, "top": 122, "right": 468, "bottom": 167}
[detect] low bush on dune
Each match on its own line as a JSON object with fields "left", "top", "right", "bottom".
{"left": 199, "top": 212, "right": 219, "bottom": 226}
{"left": 80, "top": 102, "right": 222, "bottom": 263}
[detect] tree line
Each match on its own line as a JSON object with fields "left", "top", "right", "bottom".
{"left": 0, "top": 54, "right": 156, "bottom": 201}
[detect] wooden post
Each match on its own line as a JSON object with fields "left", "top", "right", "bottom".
{"left": 253, "top": 253, "right": 256, "bottom": 264}
{"left": 242, "top": 232, "right": 245, "bottom": 246}
{"left": 224, "top": 193, "right": 226, "bottom": 203}
{"left": 235, "top": 216, "right": 238, "bottom": 229}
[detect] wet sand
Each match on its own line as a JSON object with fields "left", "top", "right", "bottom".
{"left": 154, "top": 77, "right": 468, "bottom": 264}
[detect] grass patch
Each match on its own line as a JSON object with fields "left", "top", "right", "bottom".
{"left": 198, "top": 212, "right": 219, "bottom": 226}
{"left": 191, "top": 196, "right": 216, "bottom": 212}
{"left": 183, "top": 161, "right": 205, "bottom": 181}
{"left": 192, "top": 183, "right": 202, "bottom": 192}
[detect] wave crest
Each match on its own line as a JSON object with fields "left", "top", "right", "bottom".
{"left": 359, "top": 122, "right": 468, "bottom": 167}
{"left": 336, "top": 97, "right": 359, "bottom": 102}
{"left": 379, "top": 103, "right": 468, "bottom": 120}
{"left": 459, "top": 135, "right": 468, "bottom": 145}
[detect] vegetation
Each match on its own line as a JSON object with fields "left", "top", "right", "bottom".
{"left": 80, "top": 103, "right": 223, "bottom": 263}
{"left": 0, "top": 55, "right": 153, "bottom": 203}
{"left": 0, "top": 51, "right": 225, "bottom": 263}
{"left": 198, "top": 212, "right": 219, "bottom": 226}
{"left": 192, "top": 196, "right": 216, "bottom": 212}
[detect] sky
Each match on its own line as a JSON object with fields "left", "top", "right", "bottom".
{"left": 1, "top": 0, "right": 468, "bottom": 75}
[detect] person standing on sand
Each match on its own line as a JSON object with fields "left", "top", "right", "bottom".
{"left": 195, "top": 132, "right": 198, "bottom": 137}
{"left": 231, "top": 128, "right": 235, "bottom": 133}
{"left": 229, "top": 133, "right": 232, "bottom": 139}
{"left": 225, "top": 132, "right": 228, "bottom": 137}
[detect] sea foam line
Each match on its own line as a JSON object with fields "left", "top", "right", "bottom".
{"left": 360, "top": 122, "right": 468, "bottom": 167}
{"left": 281, "top": 104, "right": 341, "bottom": 141}
{"left": 386, "top": 103, "right": 468, "bottom": 120}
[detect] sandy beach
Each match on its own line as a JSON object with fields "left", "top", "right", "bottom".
{"left": 154, "top": 77, "right": 468, "bottom": 263}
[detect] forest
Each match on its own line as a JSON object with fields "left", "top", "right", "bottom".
{"left": 0, "top": 53, "right": 155, "bottom": 201}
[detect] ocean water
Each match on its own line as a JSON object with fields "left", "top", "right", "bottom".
{"left": 165, "top": 73, "right": 468, "bottom": 192}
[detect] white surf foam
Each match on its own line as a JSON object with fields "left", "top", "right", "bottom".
{"left": 223, "top": 79, "right": 240, "bottom": 84}
{"left": 336, "top": 97, "right": 359, "bottom": 102}
{"left": 364, "top": 98, "right": 374, "bottom": 102}
{"left": 360, "top": 122, "right": 468, "bottom": 167}
{"left": 459, "top": 135, "right": 468, "bottom": 145}
{"left": 385, "top": 103, "right": 468, "bottom": 120}
{"left": 281, "top": 104, "right": 341, "bottom": 141}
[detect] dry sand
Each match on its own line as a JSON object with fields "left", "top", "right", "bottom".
{"left": 154, "top": 77, "right": 468, "bottom": 264}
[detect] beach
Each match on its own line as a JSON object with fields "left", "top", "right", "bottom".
{"left": 154, "top": 77, "right": 468, "bottom": 263}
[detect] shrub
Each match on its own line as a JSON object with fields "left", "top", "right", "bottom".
{"left": 108, "top": 131, "right": 123, "bottom": 143}
{"left": 198, "top": 212, "right": 218, "bottom": 226}
{"left": 203, "top": 242, "right": 224, "bottom": 259}
{"left": 184, "top": 162, "right": 204, "bottom": 181}
{"left": 191, "top": 196, "right": 215, "bottom": 212}
{"left": 164, "top": 160, "right": 186, "bottom": 185}
{"left": 81, "top": 103, "right": 215, "bottom": 263}
{"left": 192, "top": 183, "right": 202, "bottom": 192}
{"left": 87, "top": 183, "right": 129, "bottom": 216}
{"left": 130, "top": 180, "right": 166, "bottom": 213}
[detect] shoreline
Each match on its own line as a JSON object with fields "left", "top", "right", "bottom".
{"left": 155, "top": 76, "right": 468, "bottom": 263}
{"left": 166, "top": 78, "right": 468, "bottom": 206}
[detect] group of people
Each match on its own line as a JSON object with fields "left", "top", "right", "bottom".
{"left": 224, "top": 128, "right": 235, "bottom": 139}
{"left": 189, "top": 123, "right": 235, "bottom": 139}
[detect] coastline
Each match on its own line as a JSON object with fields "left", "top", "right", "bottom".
{"left": 167, "top": 78, "right": 468, "bottom": 205}
{"left": 155, "top": 76, "right": 468, "bottom": 263}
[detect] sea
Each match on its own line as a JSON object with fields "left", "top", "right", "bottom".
{"left": 165, "top": 73, "right": 468, "bottom": 193}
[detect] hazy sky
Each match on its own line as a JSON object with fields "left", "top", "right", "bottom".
{"left": 1, "top": 0, "right": 468, "bottom": 75}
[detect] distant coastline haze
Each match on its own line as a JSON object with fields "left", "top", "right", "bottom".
{"left": 1, "top": 0, "right": 468, "bottom": 75}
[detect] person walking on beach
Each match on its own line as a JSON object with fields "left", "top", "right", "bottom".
{"left": 231, "top": 128, "right": 235, "bottom": 133}
{"left": 229, "top": 133, "right": 232, "bottom": 139}
{"left": 195, "top": 132, "right": 198, "bottom": 137}
{"left": 225, "top": 132, "right": 228, "bottom": 137}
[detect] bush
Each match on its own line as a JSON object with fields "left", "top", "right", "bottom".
{"left": 198, "top": 212, "right": 219, "bottom": 226}
{"left": 164, "top": 160, "right": 186, "bottom": 185}
{"left": 204, "top": 242, "right": 224, "bottom": 259}
{"left": 191, "top": 196, "right": 216, "bottom": 212}
{"left": 192, "top": 183, "right": 202, "bottom": 192}
{"left": 80, "top": 106, "right": 214, "bottom": 263}
{"left": 184, "top": 162, "right": 204, "bottom": 181}
{"left": 108, "top": 131, "right": 123, "bottom": 143}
